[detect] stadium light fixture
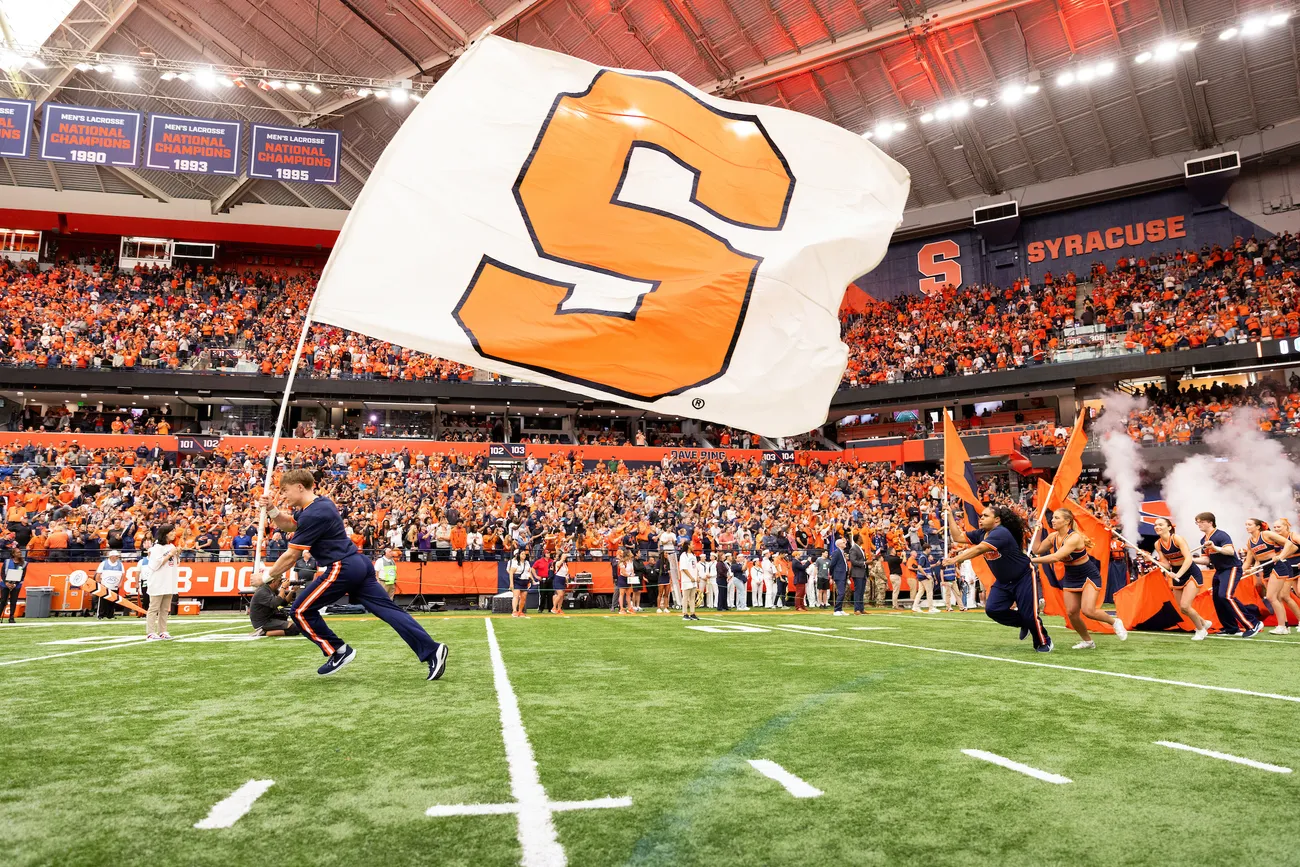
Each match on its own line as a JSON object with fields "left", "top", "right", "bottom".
{"left": 1242, "top": 17, "right": 1267, "bottom": 35}
{"left": 1154, "top": 41, "right": 1179, "bottom": 60}
{"left": 950, "top": 100, "right": 969, "bottom": 117}
{"left": 160, "top": 71, "right": 176, "bottom": 80}
{"left": 1219, "top": 27, "right": 1239, "bottom": 39}
{"left": 410, "top": 93, "right": 422, "bottom": 102}
{"left": 75, "top": 62, "right": 92, "bottom": 71}
{"left": 861, "top": 130, "right": 873, "bottom": 139}
{"left": 1000, "top": 83, "right": 1025, "bottom": 103}
{"left": 375, "top": 89, "right": 389, "bottom": 99}
{"left": 217, "top": 76, "right": 233, "bottom": 88}
{"left": 178, "top": 72, "right": 192, "bottom": 82}
{"left": 1056, "top": 70, "right": 1075, "bottom": 86}
{"left": 1134, "top": 51, "right": 1152, "bottom": 63}
{"left": 357, "top": 88, "right": 371, "bottom": 97}
{"left": 920, "top": 111, "right": 935, "bottom": 123}
{"left": 892, "top": 121, "right": 906, "bottom": 132}
{"left": 973, "top": 97, "right": 989, "bottom": 108}
{"left": 1179, "top": 40, "right": 1197, "bottom": 52}
{"left": 195, "top": 67, "right": 216, "bottom": 88}
{"left": 935, "top": 106, "right": 951, "bottom": 120}
{"left": 389, "top": 87, "right": 408, "bottom": 103}
{"left": 112, "top": 65, "right": 135, "bottom": 80}
{"left": 1096, "top": 60, "right": 1115, "bottom": 76}
{"left": 1269, "top": 12, "right": 1290, "bottom": 26}
{"left": 93, "top": 63, "right": 110, "bottom": 73}
{"left": 268, "top": 79, "right": 284, "bottom": 89}
{"left": 305, "top": 83, "right": 322, "bottom": 94}
{"left": 1025, "top": 84, "right": 1040, "bottom": 94}
{"left": 1076, "top": 66, "right": 1095, "bottom": 83}
{"left": 286, "top": 81, "right": 302, "bottom": 90}
{"left": 25, "top": 57, "right": 44, "bottom": 69}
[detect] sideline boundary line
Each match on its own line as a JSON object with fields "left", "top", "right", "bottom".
{"left": 698, "top": 618, "right": 1300, "bottom": 704}
{"left": 874, "top": 612, "right": 1300, "bottom": 647}
{"left": 0, "top": 625, "right": 248, "bottom": 667}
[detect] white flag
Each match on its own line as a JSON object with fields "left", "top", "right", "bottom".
{"left": 314, "top": 36, "right": 909, "bottom": 437}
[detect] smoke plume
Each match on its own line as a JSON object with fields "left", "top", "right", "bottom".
{"left": 1162, "top": 408, "right": 1300, "bottom": 551}
{"left": 1096, "top": 392, "right": 1147, "bottom": 545}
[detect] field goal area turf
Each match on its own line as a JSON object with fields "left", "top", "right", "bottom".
{"left": 3, "top": 608, "right": 1299, "bottom": 866}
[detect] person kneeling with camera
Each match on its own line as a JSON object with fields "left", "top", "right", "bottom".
{"left": 250, "top": 573, "right": 302, "bottom": 638}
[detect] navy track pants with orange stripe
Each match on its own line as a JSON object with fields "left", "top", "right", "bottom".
{"left": 290, "top": 554, "right": 437, "bottom": 662}
{"left": 1210, "top": 567, "right": 1260, "bottom": 635}
{"left": 984, "top": 571, "right": 1050, "bottom": 649}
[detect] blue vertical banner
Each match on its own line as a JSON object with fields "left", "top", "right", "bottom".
{"left": 144, "top": 114, "right": 241, "bottom": 175}
{"left": 248, "top": 124, "right": 341, "bottom": 184}
{"left": 0, "top": 98, "right": 33, "bottom": 158}
{"left": 39, "top": 103, "right": 141, "bottom": 166}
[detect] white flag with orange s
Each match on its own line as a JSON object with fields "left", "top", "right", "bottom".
{"left": 313, "top": 36, "right": 909, "bottom": 437}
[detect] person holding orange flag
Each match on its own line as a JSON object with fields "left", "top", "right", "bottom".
{"left": 1152, "top": 517, "right": 1211, "bottom": 641}
{"left": 1030, "top": 508, "right": 1127, "bottom": 649}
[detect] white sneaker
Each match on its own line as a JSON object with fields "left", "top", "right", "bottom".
{"left": 928, "top": 607, "right": 941, "bottom": 614}
{"left": 1192, "top": 626, "right": 1209, "bottom": 641}
{"left": 1271, "top": 626, "right": 1290, "bottom": 635}
{"left": 1071, "top": 640, "right": 1096, "bottom": 650}
{"left": 832, "top": 610, "right": 847, "bottom": 617}
{"left": 146, "top": 633, "right": 162, "bottom": 641}
{"left": 911, "top": 606, "right": 921, "bottom": 613}
{"left": 1113, "top": 618, "right": 1128, "bottom": 641}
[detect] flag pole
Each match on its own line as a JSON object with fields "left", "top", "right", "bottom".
{"left": 1026, "top": 412, "right": 1084, "bottom": 555}
{"left": 253, "top": 291, "right": 323, "bottom": 576}
{"left": 942, "top": 412, "right": 951, "bottom": 556}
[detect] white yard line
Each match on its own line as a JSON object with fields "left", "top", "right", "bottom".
{"left": 847, "top": 627, "right": 898, "bottom": 631}
{"left": 0, "top": 625, "right": 248, "bottom": 667}
{"left": 194, "top": 779, "right": 275, "bottom": 829}
{"left": 484, "top": 615, "right": 566, "bottom": 867}
{"left": 425, "top": 618, "right": 631, "bottom": 866}
{"left": 698, "top": 618, "right": 1300, "bottom": 705}
{"left": 961, "top": 749, "right": 1072, "bottom": 784}
{"left": 0, "top": 617, "right": 249, "bottom": 629}
{"left": 1155, "top": 741, "right": 1293, "bottom": 773}
{"left": 777, "top": 625, "right": 836, "bottom": 632}
{"left": 747, "top": 759, "right": 823, "bottom": 798}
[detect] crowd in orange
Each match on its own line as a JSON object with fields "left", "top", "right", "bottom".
{"left": 3, "top": 231, "right": 1297, "bottom": 392}
{"left": 0, "top": 439, "right": 1022, "bottom": 574}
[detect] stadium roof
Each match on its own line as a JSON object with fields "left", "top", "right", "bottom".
{"left": 0, "top": 0, "right": 1297, "bottom": 216}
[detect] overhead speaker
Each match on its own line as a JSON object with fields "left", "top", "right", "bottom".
{"left": 973, "top": 200, "right": 1020, "bottom": 246}
{"left": 1184, "top": 151, "right": 1239, "bottom": 207}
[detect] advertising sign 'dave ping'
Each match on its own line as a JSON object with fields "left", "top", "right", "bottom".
{"left": 40, "top": 103, "right": 141, "bottom": 166}
{"left": 249, "top": 124, "right": 340, "bottom": 184}
{"left": 144, "top": 114, "right": 241, "bottom": 175}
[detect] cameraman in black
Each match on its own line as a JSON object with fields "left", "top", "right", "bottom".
{"left": 249, "top": 572, "right": 301, "bottom": 638}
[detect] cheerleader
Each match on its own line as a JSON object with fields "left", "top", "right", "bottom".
{"left": 1243, "top": 518, "right": 1296, "bottom": 635}
{"left": 507, "top": 549, "right": 532, "bottom": 618}
{"left": 550, "top": 552, "right": 570, "bottom": 615}
{"left": 1273, "top": 518, "right": 1300, "bottom": 632}
{"left": 1030, "top": 508, "right": 1128, "bottom": 649}
{"left": 1152, "top": 517, "right": 1211, "bottom": 640}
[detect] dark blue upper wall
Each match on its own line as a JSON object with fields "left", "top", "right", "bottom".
{"left": 854, "top": 188, "right": 1268, "bottom": 300}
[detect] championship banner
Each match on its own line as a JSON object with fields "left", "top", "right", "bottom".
{"left": 177, "top": 434, "right": 222, "bottom": 455}
{"left": 144, "top": 114, "right": 241, "bottom": 175}
{"left": 249, "top": 124, "right": 340, "bottom": 184}
{"left": 0, "top": 98, "right": 33, "bottom": 158}
{"left": 40, "top": 103, "right": 141, "bottom": 166}
{"left": 313, "top": 36, "right": 909, "bottom": 437}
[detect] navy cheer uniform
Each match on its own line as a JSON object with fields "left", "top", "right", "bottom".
{"left": 969, "top": 526, "right": 1050, "bottom": 649}
{"left": 1157, "top": 537, "right": 1201, "bottom": 586}
{"left": 1203, "top": 528, "right": 1260, "bottom": 635}
{"left": 288, "top": 496, "right": 437, "bottom": 662}
{"left": 1248, "top": 535, "right": 1283, "bottom": 579}
{"left": 1055, "top": 536, "right": 1102, "bottom": 591}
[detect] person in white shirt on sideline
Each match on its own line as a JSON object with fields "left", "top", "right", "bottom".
{"left": 144, "top": 527, "right": 180, "bottom": 640}
{"left": 703, "top": 553, "right": 719, "bottom": 609}
{"left": 658, "top": 529, "right": 681, "bottom": 610}
{"left": 749, "top": 556, "right": 768, "bottom": 609}
{"left": 678, "top": 548, "right": 700, "bottom": 621}
{"left": 93, "top": 549, "right": 126, "bottom": 619}
{"left": 763, "top": 553, "right": 780, "bottom": 608}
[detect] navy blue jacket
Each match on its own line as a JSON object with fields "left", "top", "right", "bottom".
{"left": 829, "top": 547, "right": 848, "bottom": 582}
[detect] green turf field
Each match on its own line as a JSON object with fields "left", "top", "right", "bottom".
{"left": 4, "top": 607, "right": 1300, "bottom": 867}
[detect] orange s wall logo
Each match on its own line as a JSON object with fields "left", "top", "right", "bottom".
{"left": 917, "top": 239, "right": 962, "bottom": 296}
{"left": 453, "top": 70, "right": 794, "bottom": 401}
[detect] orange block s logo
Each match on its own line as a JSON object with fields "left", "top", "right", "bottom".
{"left": 917, "top": 239, "right": 962, "bottom": 297}
{"left": 453, "top": 70, "right": 795, "bottom": 401}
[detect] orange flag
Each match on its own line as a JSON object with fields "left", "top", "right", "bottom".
{"left": 1047, "top": 413, "right": 1087, "bottom": 511}
{"left": 944, "top": 411, "right": 994, "bottom": 592}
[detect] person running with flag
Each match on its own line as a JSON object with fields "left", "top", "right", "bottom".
{"left": 945, "top": 505, "right": 1053, "bottom": 653}
{"left": 259, "top": 469, "right": 449, "bottom": 679}
{"left": 1030, "top": 508, "right": 1127, "bottom": 649}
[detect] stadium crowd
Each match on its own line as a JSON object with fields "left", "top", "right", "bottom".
{"left": 4, "top": 231, "right": 1299, "bottom": 392}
